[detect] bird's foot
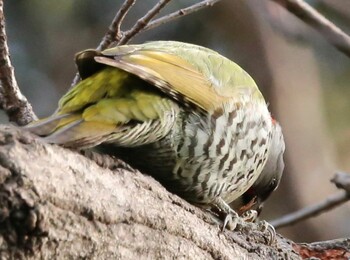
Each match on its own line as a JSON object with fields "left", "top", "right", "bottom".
{"left": 256, "top": 220, "right": 276, "bottom": 245}
{"left": 222, "top": 210, "right": 240, "bottom": 231}
{"left": 241, "top": 209, "right": 258, "bottom": 222}
{"left": 213, "top": 198, "right": 276, "bottom": 245}
{"left": 212, "top": 197, "right": 242, "bottom": 231}
{"left": 240, "top": 210, "right": 276, "bottom": 244}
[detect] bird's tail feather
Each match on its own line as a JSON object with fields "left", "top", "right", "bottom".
{"left": 23, "top": 113, "right": 116, "bottom": 148}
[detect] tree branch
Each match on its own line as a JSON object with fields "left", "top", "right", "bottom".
{"left": 0, "top": 125, "right": 300, "bottom": 259}
{"left": 294, "top": 238, "right": 350, "bottom": 259}
{"left": 270, "top": 172, "right": 350, "bottom": 229}
{"left": 271, "top": 0, "right": 350, "bottom": 58}
{"left": 271, "top": 192, "right": 349, "bottom": 229}
{"left": 71, "top": 0, "right": 225, "bottom": 88}
{"left": 118, "top": 0, "right": 173, "bottom": 45}
{"left": 96, "top": 0, "right": 137, "bottom": 51}
{"left": 143, "top": 0, "right": 222, "bottom": 32}
{"left": 71, "top": 0, "right": 137, "bottom": 87}
{"left": 0, "top": 0, "right": 37, "bottom": 125}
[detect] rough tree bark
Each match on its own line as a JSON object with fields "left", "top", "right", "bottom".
{"left": 0, "top": 125, "right": 305, "bottom": 259}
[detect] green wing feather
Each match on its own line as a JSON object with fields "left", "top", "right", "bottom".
{"left": 24, "top": 67, "right": 177, "bottom": 148}
{"left": 24, "top": 41, "right": 263, "bottom": 148}
{"left": 100, "top": 41, "right": 265, "bottom": 111}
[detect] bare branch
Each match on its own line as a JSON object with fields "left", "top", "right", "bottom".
{"left": 71, "top": 0, "right": 224, "bottom": 87}
{"left": 71, "top": 0, "right": 137, "bottom": 87}
{"left": 97, "top": 0, "right": 137, "bottom": 51}
{"left": 270, "top": 172, "right": 350, "bottom": 229}
{"left": 295, "top": 238, "right": 350, "bottom": 259}
{"left": 143, "top": 0, "right": 222, "bottom": 32}
{"left": 331, "top": 171, "right": 350, "bottom": 192}
{"left": 270, "top": 192, "right": 349, "bottom": 229}
{"left": 271, "top": 0, "right": 350, "bottom": 58}
{"left": 0, "top": 1, "right": 37, "bottom": 125}
{"left": 71, "top": 0, "right": 172, "bottom": 86}
{"left": 118, "top": 0, "right": 173, "bottom": 45}
{"left": 0, "top": 125, "right": 299, "bottom": 259}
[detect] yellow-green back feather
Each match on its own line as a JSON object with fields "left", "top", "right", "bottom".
{"left": 25, "top": 41, "right": 264, "bottom": 148}
{"left": 24, "top": 67, "right": 177, "bottom": 148}
{"left": 99, "top": 41, "right": 265, "bottom": 112}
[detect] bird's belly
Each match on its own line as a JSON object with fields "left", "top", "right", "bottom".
{"left": 171, "top": 102, "right": 272, "bottom": 204}
{"left": 106, "top": 102, "right": 272, "bottom": 206}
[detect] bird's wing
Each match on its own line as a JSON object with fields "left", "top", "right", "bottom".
{"left": 97, "top": 41, "right": 262, "bottom": 112}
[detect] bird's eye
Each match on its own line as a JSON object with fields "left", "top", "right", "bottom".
{"left": 269, "top": 178, "right": 277, "bottom": 188}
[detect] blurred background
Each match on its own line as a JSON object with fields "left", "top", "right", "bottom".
{"left": 4, "top": 0, "right": 350, "bottom": 242}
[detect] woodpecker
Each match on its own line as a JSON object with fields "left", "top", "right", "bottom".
{"left": 24, "top": 41, "right": 283, "bottom": 239}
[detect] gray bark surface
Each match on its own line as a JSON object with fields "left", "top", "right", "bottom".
{"left": 0, "top": 125, "right": 303, "bottom": 259}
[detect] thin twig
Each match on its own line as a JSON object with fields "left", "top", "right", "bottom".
{"left": 270, "top": 192, "right": 349, "bottom": 229}
{"left": 0, "top": 0, "right": 37, "bottom": 125}
{"left": 118, "top": 0, "right": 173, "bottom": 45}
{"left": 70, "top": 0, "right": 223, "bottom": 87}
{"left": 143, "top": 0, "right": 222, "bottom": 32}
{"left": 270, "top": 172, "right": 350, "bottom": 229}
{"left": 96, "top": 0, "right": 137, "bottom": 51}
{"left": 71, "top": 0, "right": 137, "bottom": 87}
{"left": 71, "top": 0, "right": 223, "bottom": 87}
{"left": 331, "top": 171, "right": 350, "bottom": 192}
{"left": 271, "top": 0, "right": 350, "bottom": 58}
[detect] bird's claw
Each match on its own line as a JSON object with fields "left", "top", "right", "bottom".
{"left": 222, "top": 209, "right": 239, "bottom": 231}
{"left": 257, "top": 220, "right": 276, "bottom": 245}
{"left": 241, "top": 209, "right": 258, "bottom": 222}
{"left": 238, "top": 209, "right": 276, "bottom": 245}
{"left": 213, "top": 198, "right": 276, "bottom": 245}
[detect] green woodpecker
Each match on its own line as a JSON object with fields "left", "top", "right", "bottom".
{"left": 230, "top": 120, "right": 285, "bottom": 216}
{"left": 24, "top": 41, "right": 282, "bottom": 234}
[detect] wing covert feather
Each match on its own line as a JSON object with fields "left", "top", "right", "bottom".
{"left": 97, "top": 41, "right": 265, "bottom": 111}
